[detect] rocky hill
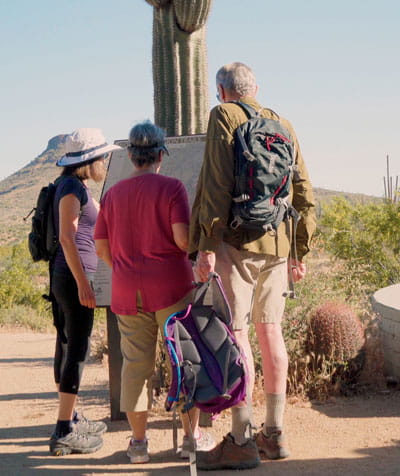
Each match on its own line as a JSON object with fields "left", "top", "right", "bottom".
{"left": 0, "top": 135, "right": 104, "bottom": 245}
{"left": 0, "top": 136, "right": 382, "bottom": 246}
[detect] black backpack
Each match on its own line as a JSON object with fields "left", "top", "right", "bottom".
{"left": 230, "top": 101, "right": 298, "bottom": 232}
{"left": 24, "top": 177, "right": 62, "bottom": 262}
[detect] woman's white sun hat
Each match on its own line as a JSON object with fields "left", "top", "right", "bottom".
{"left": 57, "top": 128, "right": 122, "bottom": 167}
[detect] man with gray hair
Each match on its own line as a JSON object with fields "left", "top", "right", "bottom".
{"left": 189, "top": 62, "right": 316, "bottom": 470}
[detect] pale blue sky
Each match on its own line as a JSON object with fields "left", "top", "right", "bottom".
{"left": 1, "top": 0, "right": 399, "bottom": 196}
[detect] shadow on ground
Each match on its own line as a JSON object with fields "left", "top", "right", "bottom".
{"left": 311, "top": 392, "right": 400, "bottom": 419}
{"left": 1, "top": 440, "right": 400, "bottom": 476}
{"left": 1, "top": 417, "right": 400, "bottom": 476}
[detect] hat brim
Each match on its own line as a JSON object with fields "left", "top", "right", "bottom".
{"left": 56, "top": 143, "right": 122, "bottom": 167}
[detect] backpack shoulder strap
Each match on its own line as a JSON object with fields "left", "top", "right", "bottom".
{"left": 230, "top": 101, "right": 258, "bottom": 119}
{"left": 262, "top": 107, "right": 281, "bottom": 121}
{"left": 232, "top": 101, "right": 281, "bottom": 121}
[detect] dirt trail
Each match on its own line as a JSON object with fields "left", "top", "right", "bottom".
{"left": 0, "top": 331, "right": 399, "bottom": 476}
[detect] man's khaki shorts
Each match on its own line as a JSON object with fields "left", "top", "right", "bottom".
{"left": 215, "top": 242, "right": 288, "bottom": 330}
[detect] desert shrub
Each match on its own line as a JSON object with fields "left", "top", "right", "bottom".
{"left": 0, "top": 242, "right": 51, "bottom": 319}
{"left": 0, "top": 304, "right": 53, "bottom": 331}
{"left": 249, "top": 237, "right": 380, "bottom": 400}
{"left": 319, "top": 198, "right": 400, "bottom": 291}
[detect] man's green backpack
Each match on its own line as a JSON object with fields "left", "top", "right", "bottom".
{"left": 230, "top": 101, "right": 299, "bottom": 232}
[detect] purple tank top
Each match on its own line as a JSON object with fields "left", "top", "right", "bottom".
{"left": 53, "top": 176, "right": 98, "bottom": 273}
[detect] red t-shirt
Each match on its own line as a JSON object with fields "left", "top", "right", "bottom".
{"left": 94, "top": 173, "right": 194, "bottom": 315}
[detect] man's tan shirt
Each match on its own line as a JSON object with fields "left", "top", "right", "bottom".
{"left": 189, "top": 97, "right": 316, "bottom": 261}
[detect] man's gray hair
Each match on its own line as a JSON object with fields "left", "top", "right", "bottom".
{"left": 127, "top": 120, "right": 168, "bottom": 166}
{"left": 216, "top": 62, "right": 257, "bottom": 97}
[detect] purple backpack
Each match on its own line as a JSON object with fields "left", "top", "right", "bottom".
{"left": 163, "top": 273, "right": 248, "bottom": 415}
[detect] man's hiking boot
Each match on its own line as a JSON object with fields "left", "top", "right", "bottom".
{"left": 127, "top": 438, "right": 150, "bottom": 463}
{"left": 254, "top": 428, "right": 290, "bottom": 459}
{"left": 72, "top": 413, "right": 107, "bottom": 436}
{"left": 196, "top": 433, "right": 260, "bottom": 470}
{"left": 179, "top": 431, "right": 215, "bottom": 459}
{"left": 49, "top": 430, "right": 103, "bottom": 456}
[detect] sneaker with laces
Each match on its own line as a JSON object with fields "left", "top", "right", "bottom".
{"left": 73, "top": 413, "right": 107, "bottom": 436}
{"left": 255, "top": 428, "right": 290, "bottom": 459}
{"left": 196, "top": 433, "right": 260, "bottom": 470}
{"left": 127, "top": 438, "right": 150, "bottom": 463}
{"left": 49, "top": 430, "right": 103, "bottom": 456}
{"left": 179, "top": 431, "right": 216, "bottom": 459}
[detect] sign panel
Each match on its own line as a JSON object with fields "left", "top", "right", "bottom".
{"left": 94, "top": 135, "right": 206, "bottom": 307}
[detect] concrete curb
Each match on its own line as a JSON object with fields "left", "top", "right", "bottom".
{"left": 371, "top": 284, "right": 400, "bottom": 379}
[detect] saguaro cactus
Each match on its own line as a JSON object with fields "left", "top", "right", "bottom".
{"left": 145, "top": 0, "right": 212, "bottom": 136}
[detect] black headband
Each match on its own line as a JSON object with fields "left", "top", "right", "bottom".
{"left": 128, "top": 144, "right": 169, "bottom": 155}
{"left": 66, "top": 143, "right": 107, "bottom": 157}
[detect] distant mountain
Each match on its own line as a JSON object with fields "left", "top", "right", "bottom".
{"left": 0, "top": 136, "right": 382, "bottom": 245}
{"left": 0, "top": 135, "right": 104, "bottom": 245}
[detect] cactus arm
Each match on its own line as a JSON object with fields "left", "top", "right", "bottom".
{"left": 145, "top": 0, "right": 171, "bottom": 8}
{"left": 173, "top": 0, "right": 213, "bottom": 33}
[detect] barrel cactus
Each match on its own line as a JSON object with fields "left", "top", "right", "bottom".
{"left": 145, "top": 0, "right": 212, "bottom": 136}
{"left": 308, "top": 302, "right": 365, "bottom": 363}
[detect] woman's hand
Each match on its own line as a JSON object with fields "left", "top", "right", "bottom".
{"left": 77, "top": 279, "right": 96, "bottom": 309}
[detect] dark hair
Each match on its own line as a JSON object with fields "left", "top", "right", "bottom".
{"left": 127, "top": 121, "right": 167, "bottom": 167}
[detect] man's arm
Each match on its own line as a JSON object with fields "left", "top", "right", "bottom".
{"left": 283, "top": 119, "right": 317, "bottom": 262}
{"left": 190, "top": 106, "right": 235, "bottom": 249}
{"left": 190, "top": 106, "right": 236, "bottom": 280}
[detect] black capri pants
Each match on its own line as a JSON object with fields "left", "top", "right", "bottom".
{"left": 51, "top": 269, "right": 94, "bottom": 395}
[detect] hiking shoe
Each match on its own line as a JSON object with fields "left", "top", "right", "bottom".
{"left": 127, "top": 438, "right": 150, "bottom": 464}
{"left": 179, "top": 431, "right": 216, "bottom": 459}
{"left": 49, "top": 430, "right": 103, "bottom": 456}
{"left": 196, "top": 433, "right": 260, "bottom": 470}
{"left": 73, "top": 413, "right": 107, "bottom": 436}
{"left": 255, "top": 428, "right": 290, "bottom": 459}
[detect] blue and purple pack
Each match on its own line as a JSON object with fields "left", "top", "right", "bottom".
{"left": 163, "top": 273, "right": 248, "bottom": 416}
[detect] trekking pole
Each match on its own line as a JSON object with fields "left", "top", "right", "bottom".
{"left": 186, "top": 410, "right": 198, "bottom": 476}
{"left": 283, "top": 208, "right": 300, "bottom": 299}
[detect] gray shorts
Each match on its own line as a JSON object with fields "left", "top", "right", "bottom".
{"left": 215, "top": 242, "right": 288, "bottom": 330}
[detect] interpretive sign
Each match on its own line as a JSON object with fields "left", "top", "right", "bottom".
{"left": 94, "top": 135, "right": 206, "bottom": 306}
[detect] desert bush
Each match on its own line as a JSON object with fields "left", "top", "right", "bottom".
{"left": 319, "top": 197, "right": 400, "bottom": 291}
{"left": 0, "top": 304, "right": 53, "bottom": 331}
{"left": 248, "top": 237, "right": 382, "bottom": 400}
{"left": 0, "top": 242, "right": 51, "bottom": 319}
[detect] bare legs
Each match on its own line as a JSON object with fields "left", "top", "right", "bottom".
{"left": 57, "top": 391, "right": 77, "bottom": 421}
{"left": 233, "top": 321, "right": 288, "bottom": 438}
{"left": 126, "top": 411, "right": 148, "bottom": 441}
{"left": 127, "top": 407, "right": 201, "bottom": 442}
{"left": 255, "top": 322, "right": 288, "bottom": 394}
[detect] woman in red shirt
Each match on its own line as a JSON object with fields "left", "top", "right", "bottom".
{"left": 95, "top": 121, "right": 214, "bottom": 464}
